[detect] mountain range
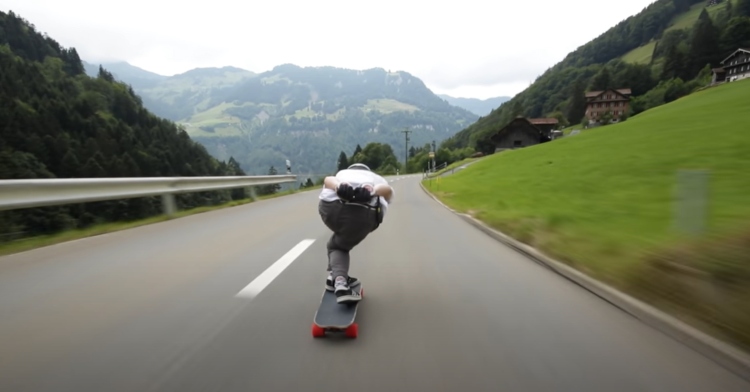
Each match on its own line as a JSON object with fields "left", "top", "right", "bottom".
{"left": 81, "top": 61, "right": 508, "bottom": 175}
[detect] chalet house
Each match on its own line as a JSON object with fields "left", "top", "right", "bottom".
{"left": 489, "top": 117, "right": 551, "bottom": 152}
{"left": 712, "top": 48, "right": 750, "bottom": 84}
{"left": 584, "top": 88, "right": 631, "bottom": 125}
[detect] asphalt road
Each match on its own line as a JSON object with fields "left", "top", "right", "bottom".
{"left": 1, "top": 175, "right": 749, "bottom": 392}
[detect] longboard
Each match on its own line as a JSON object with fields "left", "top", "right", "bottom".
{"left": 311, "top": 285, "right": 364, "bottom": 338}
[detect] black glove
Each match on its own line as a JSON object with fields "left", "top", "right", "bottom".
{"left": 351, "top": 187, "right": 372, "bottom": 202}
{"left": 336, "top": 183, "right": 355, "bottom": 200}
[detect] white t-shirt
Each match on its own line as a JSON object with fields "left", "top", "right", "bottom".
{"left": 319, "top": 169, "right": 392, "bottom": 217}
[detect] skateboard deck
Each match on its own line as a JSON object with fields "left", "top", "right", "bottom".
{"left": 311, "top": 285, "right": 363, "bottom": 338}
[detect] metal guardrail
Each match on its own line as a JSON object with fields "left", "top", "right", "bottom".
{"left": 0, "top": 175, "right": 297, "bottom": 215}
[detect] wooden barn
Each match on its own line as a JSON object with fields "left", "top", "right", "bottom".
{"left": 489, "top": 117, "right": 548, "bottom": 152}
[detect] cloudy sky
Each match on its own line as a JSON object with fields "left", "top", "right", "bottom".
{"left": 5, "top": 0, "right": 656, "bottom": 99}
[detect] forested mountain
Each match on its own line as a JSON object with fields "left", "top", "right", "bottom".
{"left": 442, "top": 0, "right": 750, "bottom": 153}
{"left": 82, "top": 61, "right": 257, "bottom": 121}
{"left": 0, "top": 10, "right": 249, "bottom": 238}
{"left": 438, "top": 94, "right": 511, "bottom": 116}
{"left": 82, "top": 60, "right": 168, "bottom": 89}
{"left": 87, "top": 62, "right": 479, "bottom": 176}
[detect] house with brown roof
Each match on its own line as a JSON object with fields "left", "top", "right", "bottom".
{"left": 488, "top": 117, "right": 552, "bottom": 152}
{"left": 528, "top": 118, "right": 559, "bottom": 136}
{"left": 584, "top": 88, "right": 631, "bottom": 125}
{"left": 712, "top": 48, "right": 750, "bottom": 84}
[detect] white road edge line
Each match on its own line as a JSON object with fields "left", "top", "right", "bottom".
{"left": 235, "top": 239, "right": 316, "bottom": 299}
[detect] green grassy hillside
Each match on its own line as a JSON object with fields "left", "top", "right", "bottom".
{"left": 444, "top": 0, "right": 750, "bottom": 157}
{"left": 621, "top": 0, "right": 736, "bottom": 66}
{"left": 426, "top": 78, "right": 750, "bottom": 349}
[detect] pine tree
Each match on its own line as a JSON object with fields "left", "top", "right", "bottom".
{"left": 689, "top": 9, "right": 721, "bottom": 75}
{"left": 566, "top": 78, "right": 587, "bottom": 125}
{"left": 737, "top": 0, "right": 750, "bottom": 17}
{"left": 662, "top": 44, "right": 689, "bottom": 80}
{"left": 337, "top": 151, "right": 348, "bottom": 170}
{"left": 589, "top": 67, "right": 612, "bottom": 91}
{"left": 720, "top": 16, "right": 750, "bottom": 54}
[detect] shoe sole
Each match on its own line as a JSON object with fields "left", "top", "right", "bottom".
{"left": 336, "top": 294, "right": 362, "bottom": 304}
{"left": 326, "top": 281, "right": 361, "bottom": 291}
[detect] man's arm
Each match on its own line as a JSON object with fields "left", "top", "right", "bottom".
{"left": 373, "top": 183, "right": 393, "bottom": 203}
{"left": 323, "top": 176, "right": 341, "bottom": 190}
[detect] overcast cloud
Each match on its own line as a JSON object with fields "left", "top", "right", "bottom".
{"left": 4, "top": 0, "right": 656, "bottom": 99}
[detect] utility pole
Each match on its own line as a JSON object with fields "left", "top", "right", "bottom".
{"left": 428, "top": 139, "right": 436, "bottom": 173}
{"left": 401, "top": 127, "right": 411, "bottom": 173}
{"left": 432, "top": 140, "right": 436, "bottom": 172}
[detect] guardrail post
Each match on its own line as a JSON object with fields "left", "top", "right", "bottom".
{"left": 162, "top": 194, "right": 177, "bottom": 217}
{"left": 249, "top": 186, "right": 257, "bottom": 202}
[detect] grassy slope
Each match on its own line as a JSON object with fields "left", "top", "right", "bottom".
{"left": 621, "top": 40, "right": 657, "bottom": 64}
{"left": 181, "top": 102, "right": 249, "bottom": 137}
{"left": 665, "top": 0, "right": 730, "bottom": 33}
{"left": 363, "top": 99, "right": 419, "bottom": 113}
{"left": 621, "top": 0, "right": 734, "bottom": 65}
{"left": 183, "top": 98, "right": 421, "bottom": 138}
{"left": 424, "top": 79, "right": 750, "bottom": 346}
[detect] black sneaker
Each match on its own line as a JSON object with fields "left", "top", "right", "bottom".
{"left": 326, "top": 275, "right": 359, "bottom": 291}
{"left": 334, "top": 283, "right": 362, "bottom": 304}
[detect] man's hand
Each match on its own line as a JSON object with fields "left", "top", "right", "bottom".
{"left": 336, "top": 183, "right": 355, "bottom": 200}
{"left": 351, "top": 186, "right": 372, "bottom": 202}
{"left": 336, "top": 183, "right": 372, "bottom": 202}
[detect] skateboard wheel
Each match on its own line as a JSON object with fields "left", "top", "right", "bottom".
{"left": 312, "top": 323, "right": 325, "bottom": 338}
{"left": 345, "top": 323, "right": 358, "bottom": 338}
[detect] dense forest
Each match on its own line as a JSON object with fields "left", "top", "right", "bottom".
{"left": 0, "top": 10, "right": 256, "bottom": 239}
{"left": 442, "top": 0, "right": 750, "bottom": 153}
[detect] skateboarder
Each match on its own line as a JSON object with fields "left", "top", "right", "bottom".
{"left": 318, "top": 163, "right": 394, "bottom": 304}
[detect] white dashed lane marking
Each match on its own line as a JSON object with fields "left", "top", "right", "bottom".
{"left": 235, "top": 239, "right": 316, "bottom": 299}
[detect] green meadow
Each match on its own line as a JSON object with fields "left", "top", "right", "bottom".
{"left": 425, "top": 79, "right": 750, "bottom": 349}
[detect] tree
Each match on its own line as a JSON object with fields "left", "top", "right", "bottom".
{"left": 661, "top": 43, "right": 689, "bottom": 80}
{"left": 337, "top": 151, "right": 348, "bottom": 170}
{"left": 0, "top": 10, "right": 245, "bottom": 239}
{"left": 589, "top": 67, "right": 612, "bottom": 91}
{"left": 408, "top": 146, "right": 417, "bottom": 158}
{"left": 257, "top": 166, "right": 281, "bottom": 195}
{"left": 510, "top": 100, "right": 523, "bottom": 118}
{"left": 720, "top": 17, "right": 750, "bottom": 54}
{"left": 717, "top": 0, "right": 734, "bottom": 27}
{"left": 565, "top": 78, "right": 587, "bottom": 125}
{"left": 738, "top": 0, "right": 750, "bottom": 17}
{"left": 672, "top": 0, "right": 692, "bottom": 13}
{"left": 689, "top": 9, "right": 721, "bottom": 75}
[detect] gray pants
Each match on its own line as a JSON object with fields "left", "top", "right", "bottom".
{"left": 318, "top": 200, "right": 381, "bottom": 281}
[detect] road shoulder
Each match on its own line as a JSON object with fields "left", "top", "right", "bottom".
{"left": 418, "top": 180, "right": 750, "bottom": 382}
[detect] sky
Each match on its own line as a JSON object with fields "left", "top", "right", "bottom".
{"left": 4, "top": 0, "right": 657, "bottom": 100}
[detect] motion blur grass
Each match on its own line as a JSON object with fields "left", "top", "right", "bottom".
{"left": 424, "top": 79, "right": 750, "bottom": 349}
